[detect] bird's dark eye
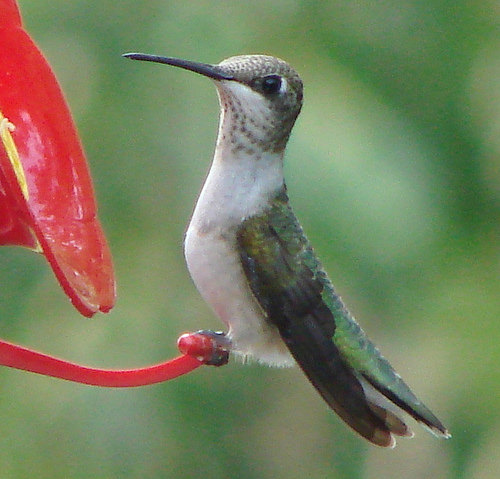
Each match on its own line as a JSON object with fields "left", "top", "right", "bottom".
{"left": 261, "top": 75, "right": 282, "bottom": 94}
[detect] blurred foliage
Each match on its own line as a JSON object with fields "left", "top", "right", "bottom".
{"left": 0, "top": 0, "right": 498, "bottom": 478}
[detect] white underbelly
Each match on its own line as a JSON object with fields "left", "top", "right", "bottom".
{"left": 184, "top": 224, "right": 293, "bottom": 366}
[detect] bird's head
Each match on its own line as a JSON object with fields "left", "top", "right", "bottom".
{"left": 124, "top": 53, "right": 303, "bottom": 153}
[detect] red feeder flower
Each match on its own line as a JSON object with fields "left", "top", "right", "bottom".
{"left": 0, "top": 0, "right": 115, "bottom": 316}
{"left": 0, "top": 1, "right": 218, "bottom": 385}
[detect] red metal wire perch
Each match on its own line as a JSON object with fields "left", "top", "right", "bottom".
{"left": 0, "top": 331, "right": 232, "bottom": 387}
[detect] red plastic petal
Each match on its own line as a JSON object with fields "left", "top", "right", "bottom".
{"left": 0, "top": 0, "right": 115, "bottom": 316}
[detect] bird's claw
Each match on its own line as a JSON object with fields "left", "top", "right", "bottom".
{"left": 177, "top": 330, "right": 230, "bottom": 366}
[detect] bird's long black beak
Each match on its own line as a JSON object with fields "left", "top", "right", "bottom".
{"left": 123, "top": 53, "right": 234, "bottom": 81}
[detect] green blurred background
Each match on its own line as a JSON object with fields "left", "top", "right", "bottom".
{"left": 0, "top": 0, "right": 498, "bottom": 477}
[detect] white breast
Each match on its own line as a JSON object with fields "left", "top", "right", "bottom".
{"left": 184, "top": 150, "right": 294, "bottom": 366}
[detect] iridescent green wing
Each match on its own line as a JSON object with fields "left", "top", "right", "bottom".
{"left": 236, "top": 189, "right": 448, "bottom": 444}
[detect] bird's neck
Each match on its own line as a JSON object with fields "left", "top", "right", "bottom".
{"left": 189, "top": 108, "right": 286, "bottom": 232}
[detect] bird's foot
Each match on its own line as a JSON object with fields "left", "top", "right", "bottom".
{"left": 177, "top": 330, "right": 230, "bottom": 366}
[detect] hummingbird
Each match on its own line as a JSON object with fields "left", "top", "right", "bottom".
{"left": 124, "top": 52, "right": 450, "bottom": 447}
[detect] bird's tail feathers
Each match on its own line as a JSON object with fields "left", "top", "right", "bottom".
{"left": 361, "top": 374, "right": 451, "bottom": 440}
{"left": 359, "top": 376, "right": 414, "bottom": 444}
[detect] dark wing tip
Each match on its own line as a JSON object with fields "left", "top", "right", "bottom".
{"left": 278, "top": 313, "right": 403, "bottom": 447}
{"left": 363, "top": 375, "right": 451, "bottom": 441}
{"left": 422, "top": 423, "right": 452, "bottom": 439}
